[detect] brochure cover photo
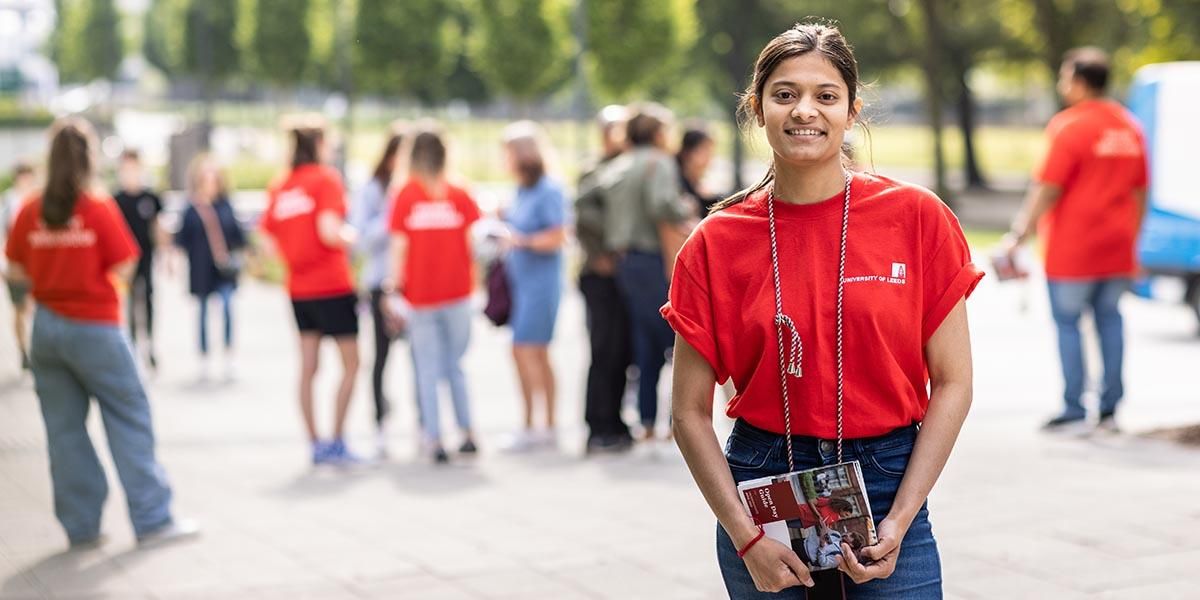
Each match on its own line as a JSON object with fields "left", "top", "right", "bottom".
{"left": 737, "top": 462, "right": 878, "bottom": 571}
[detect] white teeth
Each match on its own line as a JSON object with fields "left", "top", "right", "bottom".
{"left": 786, "top": 129, "right": 823, "bottom": 136}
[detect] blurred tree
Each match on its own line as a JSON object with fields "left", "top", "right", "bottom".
{"left": 467, "top": 0, "right": 572, "bottom": 104}
{"left": 585, "top": 0, "right": 698, "bottom": 99}
{"left": 252, "top": 0, "right": 311, "bottom": 88}
{"left": 143, "top": 0, "right": 188, "bottom": 77}
{"left": 443, "top": 5, "right": 493, "bottom": 105}
{"left": 53, "top": 0, "right": 124, "bottom": 84}
{"left": 353, "top": 0, "right": 461, "bottom": 102}
{"left": 692, "top": 0, "right": 784, "bottom": 190}
{"left": 184, "top": 0, "right": 240, "bottom": 83}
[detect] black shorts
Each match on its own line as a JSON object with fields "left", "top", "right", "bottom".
{"left": 291, "top": 293, "right": 359, "bottom": 337}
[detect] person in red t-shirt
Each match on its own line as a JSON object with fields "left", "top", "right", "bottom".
{"left": 1001, "top": 48, "right": 1148, "bottom": 435}
{"left": 663, "top": 24, "right": 981, "bottom": 597}
{"left": 380, "top": 128, "right": 480, "bottom": 465}
{"left": 259, "top": 117, "right": 361, "bottom": 466}
{"left": 5, "top": 118, "right": 197, "bottom": 548}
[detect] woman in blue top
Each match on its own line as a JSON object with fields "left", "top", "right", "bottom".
{"left": 174, "top": 155, "right": 246, "bottom": 383}
{"left": 501, "top": 122, "right": 568, "bottom": 451}
{"left": 350, "top": 125, "right": 405, "bottom": 455}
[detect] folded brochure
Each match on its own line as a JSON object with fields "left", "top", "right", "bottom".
{"left": 737, "top": 461, "right": 878, "bottom": 570}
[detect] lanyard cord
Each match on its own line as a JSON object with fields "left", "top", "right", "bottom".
{"left": 767, "top": 171, "right": 852, "bottom": 470}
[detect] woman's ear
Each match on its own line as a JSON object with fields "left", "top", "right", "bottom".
{"left": 847, "top": 97, "right": 864, "bottom": 130}
{"left": 750, "top": 96, "right": 765, "bottom": 127}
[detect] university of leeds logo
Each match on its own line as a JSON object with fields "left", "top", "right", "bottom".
{"left": 892, "top": 263, "right": 907, "bottom": 279}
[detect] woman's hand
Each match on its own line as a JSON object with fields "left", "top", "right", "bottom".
{"left": 742, "top": 537, "right": 814, "bottom": 593}
{"left": 836, "top": 516, "right": 907, "bottom": 584}
{"left": 378, "top": 292, "right": 408, "bottom": 337}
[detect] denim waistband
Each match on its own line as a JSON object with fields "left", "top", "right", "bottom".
{"left": 731, "top": 418, "right": 919, "bottom": 457}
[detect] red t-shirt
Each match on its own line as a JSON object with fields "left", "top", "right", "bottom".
{"left": 388, "top": 179, "right": 481, "bottom": 307}
{"left": 1037, "top": 99, "right": 1148, "bottom": 279}
{"left": 5, "top": 193, "right": 139, "bottom": 324}
{"left": 661, "top": 172, "right": 983, "bottom": 438}
{"left": 796, "top": 497, "right": 842, "bottom": 529}
{"left": 260, "top": 164, "right": 355, "bottom": 299}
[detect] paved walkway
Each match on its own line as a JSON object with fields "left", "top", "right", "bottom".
{"left": 1, "top": 249, "right": 1199, "bottom": 599}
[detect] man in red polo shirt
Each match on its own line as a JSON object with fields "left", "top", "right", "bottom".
{"left": 1002, "top": 47, "right": 1148, "bottom": 435}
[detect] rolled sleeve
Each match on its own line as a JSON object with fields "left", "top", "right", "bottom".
{"left": 921, "top": 203, "right": 984, "bottom": 342}
{"left": 660, "top": 247, "right": 727, "bottom": 382}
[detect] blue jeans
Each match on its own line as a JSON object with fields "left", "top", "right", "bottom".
{"left": 29, "top": 308, "right": 174, "bottom": 542}
{"left": 717, "top": 420, "right": 942, "bottom": 599}
{"left": 1046, "top": 278, "right": 1128, "bottom": 418}
{"left": 409, "top": 298, "right": 473, "bottom": 442}
{"left": 198, "top": 282, "right": 235, "bottom": 355}
{"left": 615, "top": 251, "right": 675, "bottom": 429}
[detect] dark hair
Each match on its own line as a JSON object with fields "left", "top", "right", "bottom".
{"left": 12, "top": 161, "right": 34, "bottom": 178}
{"left": 410, "top": 129, "right": 447, "bottom": 176}
{"left": 626, "top": 103, "right": 673, "bottom": 147}
{"left": 373, "top": 127, "right": 405, "bottom": 186}
{"left": 711, "top": 22, "right": 861, "bottom": 213}
{"left": 829, "top": 497, "right": 854, "bottom": 513}
{"left": 842, "top": 531, "right": 866, "bottom": 551}
{"left": 290, "top": 126, "right": 324, "bottom": 169}
{"left": 1063, "top": 47, "right": 1110, "bottom": 93}
{"left": 120, "top": 148, "right": 140, "bottom": 163}
{"left": 43, "top": 117, "right": 96, "bottom": 229}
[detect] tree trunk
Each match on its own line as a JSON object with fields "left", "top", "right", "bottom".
{"left": 918, "top": 0, "right": 950, "bottom": 203}
{"left": 956, "top": 63, "right": 987, "bottom": 189}
{"left": 1032, "top": 0, "right": 1069, "bottom": 95}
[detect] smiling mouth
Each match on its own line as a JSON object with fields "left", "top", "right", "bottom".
{"left": 784, "top": 128, "right": 825, "bottom": 138}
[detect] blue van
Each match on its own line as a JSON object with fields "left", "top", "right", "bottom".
{"left": 1127, "top": 62, "right": 1200, "bottom": 326}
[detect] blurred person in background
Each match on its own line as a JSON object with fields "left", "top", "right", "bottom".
{"left": 382, "top": 128, "right": 481, "bottom": 465}
{"left": 677, "top": 126, "right": 722, "bottom": 218}
{"left": 174, "top": 155, "right": 246, "bottom": 384}
{"left": 114, "top": 150, "right": 164, "bottom": 372}
{"left": 604, "top": 103, "right": 692, "bottom": 441}
{"left": 575, "top": 105, "right": 635, "bottom": 454}
{"left": 2, "top": 161, "right": 37, "bottom": 371}
{"left": 5, "top": 117, "right": 197, "bottom": 548}
{"left": 259, "top": 117, "right": 361, "bottom": 466}
{"left": 499, "top": 121, "right": 568, "bottom": 452}
{"left": 351, "top": 124, "right": 407, "bottom": 458}
{"left": 1001, "top": 47, "right": 1148, "bottom": 435}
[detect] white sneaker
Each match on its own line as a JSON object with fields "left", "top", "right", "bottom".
{"left": 196, "top": 357, "right": 211, "bottom": 384}
{"left": 222, "top": 354, "right": 236, "bottom": 383}
{"left": 502, "top": 430, "right": 540, "bottom": 453}
{"left": 534, "top": 428, "right": 558, "bottom": 449}
{"left": 137, "top": 518, "right": 200, "bottom": 548}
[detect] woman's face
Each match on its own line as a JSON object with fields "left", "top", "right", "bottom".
{"left": 757, "top": 52, "right": 860, "bottom": 170}
{"left": 195, "top": 168, "right": 219, "bottom": 203}
{"left": 503, "top": 145, "right": 519, "bottom": 179}
{"left": 685, "top": 139, "right": 715, "bottom": 178}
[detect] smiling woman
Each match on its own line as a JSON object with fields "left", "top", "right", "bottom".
{"left": 662, "top": 22, "right": 984, "bottom": 599}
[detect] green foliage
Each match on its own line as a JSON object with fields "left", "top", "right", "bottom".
{"left": 53, "top": 0, "right": 124, "bottom": 83}
{"left": 184, "top": 0, "right": 240, "bottom": 82}
{"left": 353, "top": 0, "right": 461, "bottom": 101}
{"left": 144, "top": 0, "right": 187, "bottom": 76}
{"left": 252, "top": 0, "right": 311, "bottom": 86}
{"left": 466, "top": 0, "right": 572, "bottom": 101}
{"left": 585, "top": 0, "right": 698, "bottom": 99}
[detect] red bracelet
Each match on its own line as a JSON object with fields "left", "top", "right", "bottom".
{"left": 736, "top": 525, "right": 766, "bottom": 558}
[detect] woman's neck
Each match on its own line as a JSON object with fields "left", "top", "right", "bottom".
{"left": 771, "top": 159, "right": 846, "bottom": 205}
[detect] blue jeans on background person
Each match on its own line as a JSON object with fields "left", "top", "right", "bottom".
{"left": 29, "top": 308, "right": 174, "bottom": 543}
{"left": 615, "top": 251, "right": 675, "bottom": 431}
{"left": 1046, "top": 278, "right": 1129, "bottom": 419}
{"left": 198, "top": 282, "right": 235, "bottom": 355}
{"left": 716, "top": 420, "right": 942, "bottom": 599}
{"left": 409, "top": 298, "right": 473, "bottom": 443}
